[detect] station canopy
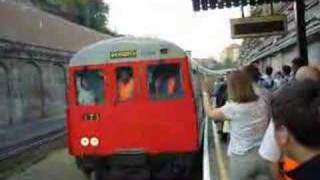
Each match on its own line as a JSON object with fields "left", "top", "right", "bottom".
{"left": 192, "top": 0, "right": 295, "bottom": 11}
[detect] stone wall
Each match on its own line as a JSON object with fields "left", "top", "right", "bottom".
{"left": 0, "top": 0, "right": 110, "bottom": 52}
{"left": 0, "top": 1, "right": 113, "bottom": 127}
{"left": 0, "top": 39, "right": 72, "bottom": 127}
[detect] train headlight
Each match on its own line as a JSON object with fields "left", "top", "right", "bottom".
{"left": 90, "top": 137, "right": 99, "bottom": 147}
{"left": 80, "top": 137, "right": 90, "bottom": 147}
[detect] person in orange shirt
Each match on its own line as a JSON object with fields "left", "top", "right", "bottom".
{"left": 155, "top": 73, "right": 178, "bottom": 97}
{"left": 278, "top": 156, "right": 299, "bottom": 180}
{"left": 259, "top": 66, "right": 320, "bottom": 180}
{"left": 117, "top": 69, "right": 134, "bottom": 101}
{"left": 167, "top": 75, "right": 177, "bottom": 96}
{"left": 280, "top": 65, "right": 320, "bottom": 180}
{"left": 271, "top": 80, "right": 320, "bottom": 180}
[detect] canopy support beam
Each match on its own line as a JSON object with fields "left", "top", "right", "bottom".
{"left": 295, "top": 0, "right": 308, "bottom": 65}
{"left": 241, "top": 5, "right": 245, "bottom": 18}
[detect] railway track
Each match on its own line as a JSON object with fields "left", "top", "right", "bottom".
{"left": 0, "top": 128, "right": 65, "bottom": 161}
{"left": 0, "top": 127, "right": 65, "bottom": 179}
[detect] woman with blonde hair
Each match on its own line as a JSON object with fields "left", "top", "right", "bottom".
{"left": 201, "top": 70, "right": 272, "bottom": 180}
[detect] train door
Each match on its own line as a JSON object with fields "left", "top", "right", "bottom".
{"left": 67, "top": 65, "right": 113, "bottom": 154}
{"left": 138, "top": 58, "right": 199, "bottom": 152}
{"left": 104, "top": 63, "right": 147, "bottom": 151}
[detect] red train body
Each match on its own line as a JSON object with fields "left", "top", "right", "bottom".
{"left": 66, "top": 37, "right": 202, "bottom": 179}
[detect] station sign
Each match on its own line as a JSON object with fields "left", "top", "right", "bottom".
{"left": 230, "top": 16, "right": 287, "bottom": 39}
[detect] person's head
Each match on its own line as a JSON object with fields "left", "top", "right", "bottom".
{"left": 314, "top": 64, "right": 320, "bottom": 72}
{"left": 243, "top": 64, "right": 261, "bottom": 83}
{"left": 275, "top": 71, "right": 284, "bottom": 79}
{"left": 227, "top": 70, "right": 258, "bottom": 103}
{"left": 271, "top": 80, "right": 320, "bottom": 160}
{"left": 295, "top": 66, "right": 320, "bottom": 81}
{"left": 218, "top": 76, "right": 225, "bottom": 82}
{"left": 265, "top": 66, "right": 273, "bottom": 76}
{"left": 282, "top": 65, "right": 291, "bottom": 76}
{"left": 118, "top": 68, "right": 132, "bottom": 83}
{"left": 292, "top": 57, "right": 304, "bottom": 73}
{"left": 119, "top": 71, "right": 130, "bottom": 82}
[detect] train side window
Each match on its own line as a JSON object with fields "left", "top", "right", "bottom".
{"left": 75, "top": 70, "right": 104, "bottom": 105}
{"left": 116, "top": 67, "right": 134, "bottom": 101}
{"left": 148, "top": 64, "right": 183, "bottom": 100}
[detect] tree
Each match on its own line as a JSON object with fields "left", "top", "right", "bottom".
{"left": 211, "top": 57, "right": 236, "bottom": 70}
{"left": 78, "top": 0, "right": 109, "bottom": 32}
{"left": 224, "top": 57, "right": 233, "bottom": 67}
{"left": 33, "top": 0, "right": 114, "bottom": 34}
{"left": 63, "top": 0, "right": 109, "bottom": 33}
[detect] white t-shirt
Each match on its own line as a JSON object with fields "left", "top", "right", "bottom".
{"left": 77, "top": 78, "right": 96, "bottom": 104}
{"left": 221, "top": 98, "right": 269, "bottom": 156}
{"left": 259, "top": 121, "right": 281, "bottom": 162}
{"left": 253, "top": 84, "right": 281, "bottom": 162}
{"left": 261, "top": 74, "right": 274, "bottom": 90}
{"left": 78, "top": 89, "right": 96, "bottom": 104}
{"left": 253, "top": 83, "right": 271, "bottom": 105}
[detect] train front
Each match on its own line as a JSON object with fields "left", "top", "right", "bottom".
{"left": 66, "top": 37, "right": 202, "bottom": 179}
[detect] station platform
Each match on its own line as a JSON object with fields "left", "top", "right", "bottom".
{"left": 203, "top": 117, "right": 229, "bottom": 180}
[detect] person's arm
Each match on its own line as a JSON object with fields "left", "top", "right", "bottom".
{"left": 202, "top": 91, "right": 225, "bottom": 120}
{"left": 270, "top": 162, "right": 284, "bottom": 180}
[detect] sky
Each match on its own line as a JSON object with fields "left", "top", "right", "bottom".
{"left": 105, "top": 0, "right": 246, "bottom": 60}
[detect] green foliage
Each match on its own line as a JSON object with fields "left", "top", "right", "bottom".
{"left": 81, "top": 0, "right": 109, "bottom": 32}
{"left": 35, "top": 0, "right": 113, "bottom": 34}
{"left": 212, "top": 58, "right": 236, "bottom": 70}
{"left": 224, "top": 57, "right": 233, "bottom": 66}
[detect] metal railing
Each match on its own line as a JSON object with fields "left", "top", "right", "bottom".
{"left": 203, "top": 116, "right": 229, "bottom": 180}
{"left": 192, "top": 61, "right": 231, "bottom": 180}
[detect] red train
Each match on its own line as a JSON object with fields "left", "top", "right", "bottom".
{"left": 66, "top": 37, "right": 203, "bottom": 179}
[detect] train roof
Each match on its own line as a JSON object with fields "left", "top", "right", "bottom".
{"left": 70, "top": 37, "right": 187, "bottom": 66}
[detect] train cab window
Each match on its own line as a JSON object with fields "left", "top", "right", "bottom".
{"left": 76, "top": 70, "right": 104, "bottom": 105}
{"left": 148, "top": 64, "right": 183, "bottom": 99}
{"left": 116, "top": 67, "right": 134, "bottom": 101}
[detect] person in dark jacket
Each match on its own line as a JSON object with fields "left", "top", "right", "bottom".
{"left": 213, "top": 77, "right": 228, "bottom": 107}
{"left": 271, "top": 80, "right": 320, "bottom": 180}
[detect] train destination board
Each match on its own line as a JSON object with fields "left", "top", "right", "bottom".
{"left": 110, "top": 49, "right": 137, "bottom": 59}
{"left": 230, "top": 16, "right": 287, "bottom": 39}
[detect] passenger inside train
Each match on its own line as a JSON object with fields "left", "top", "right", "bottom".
{"left": 148, "top": 64, "right": 183, "bottom": 99}
{"left": 117, "top": 67, "right": 134, "bottom": 101}
{"left": 76, "top": 70, "right": 104, "bottom": 105}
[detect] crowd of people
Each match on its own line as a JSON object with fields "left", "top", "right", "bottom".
{"left": 201, "top": 60, "right": 320, "bottom": 180}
